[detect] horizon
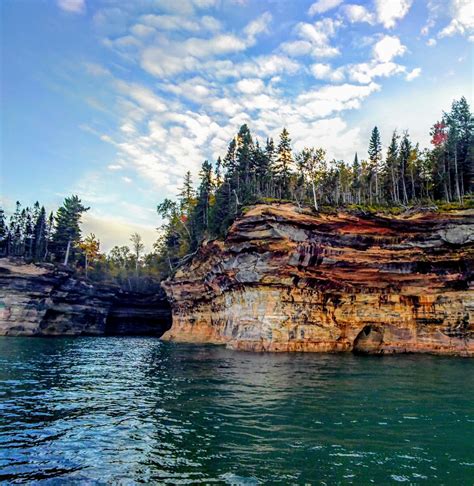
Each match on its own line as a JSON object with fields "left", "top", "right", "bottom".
{"left": 1, "top": 0, "right": 473, "bottom": 251}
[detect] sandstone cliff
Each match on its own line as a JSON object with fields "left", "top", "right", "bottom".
{"left": 162, "top": 203, "right": 474, "bottom": 355}
{"left": 0, "top": 259, "right": 171, "bottom": 336}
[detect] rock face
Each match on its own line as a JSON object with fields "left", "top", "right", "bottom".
{"left": 0, "top": 259, "right": 171, "bottom": 336}
{"left": 162, "top": 204, "right": 474, "bottom": 356}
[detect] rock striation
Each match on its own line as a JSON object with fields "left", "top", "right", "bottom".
{"left": 0, "top": 259, "right": 171, "bottom": 336}
{"left": 162, "top": 203, "right": 474, "bottom": 356}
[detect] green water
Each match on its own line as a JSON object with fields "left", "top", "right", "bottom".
{"left": 0, "top": 337, "right": 473, "bottom": 484}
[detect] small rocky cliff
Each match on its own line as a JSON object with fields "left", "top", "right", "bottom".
{"left": 162, "top": 203, "right": 474, "bottom": 355}
{"left": 0, "top": 259, "right": 171, "bottom": 336}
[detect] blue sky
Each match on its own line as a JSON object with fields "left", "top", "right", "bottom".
{"left": 1, "top": 0, "right": 473, "bottom": 250}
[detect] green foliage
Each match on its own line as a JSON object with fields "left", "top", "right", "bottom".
{"left": 52, "top": 195, "right": 89, "bottom": 264}
{"left": 154, "top": 96, "right": 473, "bottom": 275}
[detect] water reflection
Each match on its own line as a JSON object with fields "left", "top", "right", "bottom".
{"left": 1, "top": 337, "right": 473, "bottom": 484}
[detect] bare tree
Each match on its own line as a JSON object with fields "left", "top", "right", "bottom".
{"left": 130, "top": 232, "right": 144, "bottom": 278}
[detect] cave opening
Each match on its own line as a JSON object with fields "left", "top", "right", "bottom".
{"left": 353, "top": 325, "right": 384, "bottom": 354}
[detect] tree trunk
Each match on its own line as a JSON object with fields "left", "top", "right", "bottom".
{"left": 64, "top": 240, "right": 71, "bottom": 266}
{"left": 454, "top": 146, "right": 461, "bottom": 203}
{"left": 311, "top": 180, "right": 318, "bottom": 211}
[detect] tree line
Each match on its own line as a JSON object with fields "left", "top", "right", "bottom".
{"left": 1, "top": 96, "right": 472, "bottom": 282}
{"left": 0, "top": 196, "right": 162, "bottom": 290}
{"left": 156, "top": 96, "right": 473, "bottom": 274}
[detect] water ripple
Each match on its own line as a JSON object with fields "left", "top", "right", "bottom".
{"left": 0, "top": 337, "right": 473, "bottom": 484}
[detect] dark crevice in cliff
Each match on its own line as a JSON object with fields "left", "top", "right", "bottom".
{"left": 0, "top": 259, "right": 173, "bottom": 337}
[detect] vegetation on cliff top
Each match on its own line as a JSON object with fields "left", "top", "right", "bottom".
{"left": 0, "top": 96, "right": 472, "bottom": 282}
{"left": 156, "top": 96, "right": 473, "bottom": 275}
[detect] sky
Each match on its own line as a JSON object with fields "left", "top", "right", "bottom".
{"left": 1, "top": 0, "right": 473, "bottom": 251}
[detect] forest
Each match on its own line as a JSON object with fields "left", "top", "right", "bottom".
{"left": 0, "top": 96, "right": 472, "bottom": 285}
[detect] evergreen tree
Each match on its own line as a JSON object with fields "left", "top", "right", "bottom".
{"left": 191, "top": 160, "right": 213, "bottom": 246}
{"left": 24, "top": 209, "right": 34, "bottom": 258}
{"left": 399, "top": 132, "right": 411, "bottom": 205}
{"left": 253, "top": 141, "right": 269, "bottom": 196}
{"left": 443, "top": 97, "right": 473, "bottom": 199}
{"left": 368, "top": 126, "right": 382, "bottom": 203}
{"left": 32, "top": 206, "right": 47, "bottom": 261}
{"left": 0, "top": 207, "right": 7, "bottom": 256}
{"left": 274, "top": 128, "right": 293, "bottom": 199}
{"left": 430, "top": 121, "right": 450, "bottom": 201}
{"left": 209, "top": 177, "right": 233, "bottom": 238}
{"left": 385, "top": 131, "right": 399, "bottom": 204}
{"left": 52, "top": 195, "right": 89, "bottom": 265}
{"left": 265, "top": 137, "right": 276, "bottom": 196}
{"left": 178, "top": 171, "right": 195, "bottom": 217}
{"left": 215, "top": 156, "right": 223, "bottom": 187}
{"left": 236, "top": 124, "right": 255, "bottom": 203}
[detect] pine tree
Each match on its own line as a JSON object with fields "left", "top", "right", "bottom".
{"left": 399, "top": 132, "right": 411, "bottom": 205}
{"left": 253, "top": 141, "right": 269, "bottom": 196}
{"left": 385, "top": 131, "right": 399, "bottom": 204}
{"left": 24, "top": 209, "right": 34, "bottom": 259}
{"left": 265, "top": 137, "right": 276, "bottom": 196}
{"left": 275, "top": 128, "right": 293, "bottom": 199}
{"left": 236, "top": 124, "right": 254, "bottom": 203}
{"left": 215, "top": 156, "right": 223, "bottom": 187}
{"left": 32, "top": 206, "right": 47, "bottom": 261}
{"left": 443, "top": 97, "right": 473, "bottom": 199}
{"left": 0, "top": 207, "right": 7, "bottom": 256}
{"left": 178, "top": 171, "right": 195, "bottom": 217}
{"left": 191, "top": 160, "right": 213, "bottom": 246}
{"left": 52, "top": 195, "right": 89, "bottom": 265}
{"left": 209, "top": 178, "right": 233, "bottom": 238}
{"left": 368, "top": 126, "right": 382, "bottom": 203}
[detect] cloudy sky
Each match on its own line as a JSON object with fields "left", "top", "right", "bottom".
{"left": 1, "top": 0, "right": 472, "bottom": 250}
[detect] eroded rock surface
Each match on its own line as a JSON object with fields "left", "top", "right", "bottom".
{"left": 0, "top": 259, "right": 171, "bottom": 336}
{"left": 162, "top": 204, "right": 474, "bottom": 355}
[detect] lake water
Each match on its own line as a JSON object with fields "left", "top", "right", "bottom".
{"left": 0, "top": 337, "right": 473, "bottom": 484}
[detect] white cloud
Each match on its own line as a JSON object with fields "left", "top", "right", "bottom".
{"left": 244, "top": 12, "right": 272, "bottom": 42}
{"left": 439, "top": 0, "right": 474, "bottom": 38}
{"left": 140, "top": 14, "right": 200, "bottom": 31}
{"left": 160, "top": 77, "right": 214, "bottom": 102}
{"left": 130, "top": 24, "right": 156, "bottom": 37}
{"left": 342, "top": 4, "right": 375, "bottom": 24}
{"left": 151, "top": 0, "right": 219, "bottom": 16}
{"left": 297, "top": 82, "right": 381, "bottom": 118}
{"left": 405, "top": 67, "right": 421, "bottom": 81}
{"left": 308, "top": 0, "right": 343, "bottom": 16}
{"left": 57, "top": 0, "right": 85, "bottom": 13}
{"left": 343, "top": 0, "right": 411, "bottom": 28}
{"left": 139, "top": 14, "right": 221, "bottom": 33}
{"left": 139, "top": 14, "right": 271, "bottom": 78}
{"left": 201, "top": 16, "right": 223, "bottom": 32}
{"left": 74, "top": 0, "right": 423, "bottom": 230}
{"left": 349, "top": 61, "right": 405, "bottom": 83}
{"left": 199, "top": 55, "right": 300, "bottom": 79}
{"left": 116, "top": 81, "right": 167, "bottom": 113}
{"left": 375, "top": 0, "right": 412, "bottom": 28}
{"left": 281, "top": 18, "right": 342, "bottom": 58}
{"left": 236, "top": 78, "right": 265, "bottom": 94}
{"left": 372, "top": 35, "right": 406, "bottom": 62}
{"left": 310, "top": 63, "right": 345, "bottom": 82}
{"left": 426, "top": 38, "right": 437, "bottom": 46}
